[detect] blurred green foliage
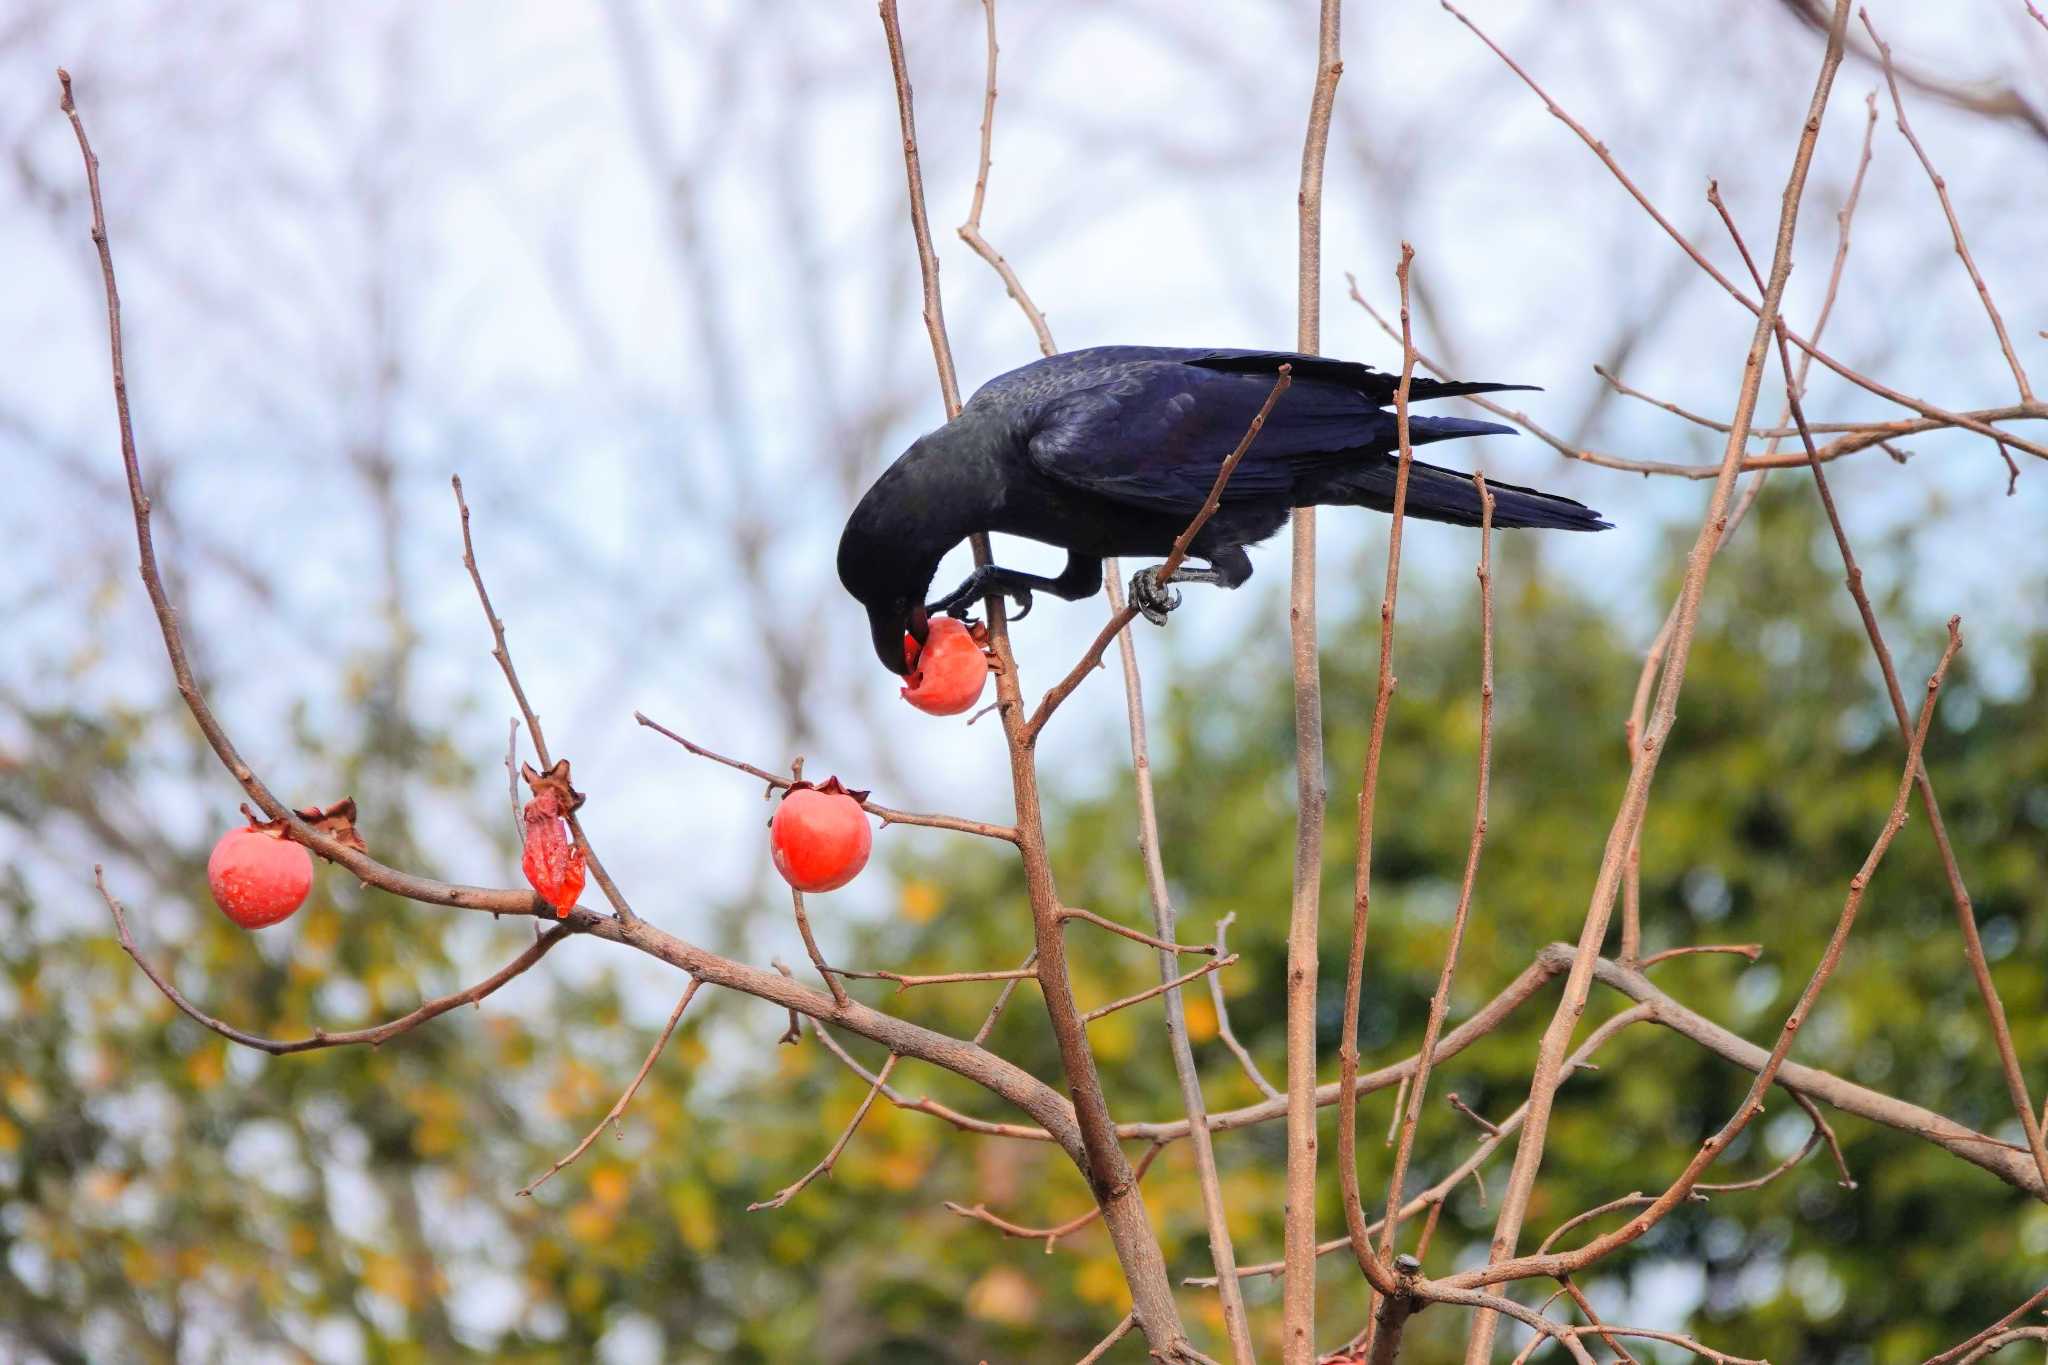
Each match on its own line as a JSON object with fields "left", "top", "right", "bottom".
{"left": 4, "top": 488, "right": 2045, "bottom": 1363}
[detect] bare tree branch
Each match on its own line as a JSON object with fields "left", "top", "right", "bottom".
{"left": 750, "top": 1053, "right": 903, "bottom": 1212}
{"left": 519, "top": 978, "right": 703, "bottom": 1196}
{"left": 101, "top": 870, "right": 570, "bottom": 1056}
{"left": 634, "top": 713, "right": 1020, "bottom": 843}
{"left": 1285, "top": 3, "right": 1350, "bottom": 1353}
{"left": 1461, "top": 6, "right": 1859, "bottom": 1354}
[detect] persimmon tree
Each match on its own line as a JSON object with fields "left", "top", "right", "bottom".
{"left": 54, "top": 0, "right": 2048, "bottom": 1360}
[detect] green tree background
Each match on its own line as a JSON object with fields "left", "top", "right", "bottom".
{"left": 7, "top": 488, "right": 2043, "bottom": 1363}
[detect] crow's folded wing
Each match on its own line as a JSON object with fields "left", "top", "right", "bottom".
{"left": 1024, "top": 359, "right": 1518, "bottom": 518}
{"left": 1179, "top": 348, "right": 1535, "bottom": 406}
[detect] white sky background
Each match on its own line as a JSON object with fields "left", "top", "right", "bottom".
{"left": 3, "top": 0, "right": 2046, "bottom": 1355}
{"left": 5, "top": 0, "right": 2045, "bottom": 1020}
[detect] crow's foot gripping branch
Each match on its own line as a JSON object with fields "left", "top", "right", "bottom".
{"left": 928, "top": 555, "right": 1106, "bottom": 624}
{"left": 1130, "top": 565, "right": 1232, "bottom": 626}
{"left": 930, "top": 564, "right": 1034, "bottom": 619}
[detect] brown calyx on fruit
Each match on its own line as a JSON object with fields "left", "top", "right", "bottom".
{"left": 236, "top": 797, "right": 369, "bottom": 854}
{"left": 782, "top": 774, "right": 872, "bottom": 805}
{"left": 520, "top": 758, "right": 586, "bottom": 816}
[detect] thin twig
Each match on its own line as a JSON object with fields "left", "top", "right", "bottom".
{"left": 1461, "top": 9, "right": 1859, "bottom": 1355}
{"left": 831, "top": 965, "right": 1040, "bottom": 992}
{"left": 804, "top": 1010, "right": 1055, "bottom": 1144}
{"left": 1378, "top": 473, "right": 1496, "bottom": 1265}
{"left": 1188, "top": 1006, "right": 1654, "bottom": 1289}
{"left": 1103, "top": 575, "right": 1256, "bottom": 1359}
{"left": 1716, "top": 178, "right": 2048, "bottom": 1193}
{"left": 1357, "top": 283, "right": 2041, "bottom": 478}
{"left": 1077, "top": 1313, "right": 1136, "bottom": 1365}
{"left": 452, "top": 475, "right": 635, "bottom": 924}
{"left": 1794, "top": 241, "right": 2048, "bottom": 1209}
{"left": 1954, "top": 1327, "right": 2048, "bottom": 1364}
{"left": 973, "top": 950, "right": 1039, "bottom": 1046}
{"left": 1083, "top": 956, "right": 1237, "bottom": 1024}
{"left": 750, "top": 1053, "right": 903, "bottom": 1211}
{"left": 634, "top": 713, "right": 1019, "bottom": 842}
{"left": 58, "top": 71, "right": 542, "bottom": 918}
{"left": 1618, "top": 90, "right": 1877, "bottom": 964}
{"left": 790, "top": 888, "right": 848, "bottom": 1007}
{"left": 945, "top": 1141, "right": 1170, "bottom": 1252}
{"left": 1862, "top": 9, "right": 2033, "bottom": 404}
{"left": 1448, "top": 1093, "right": 1502, "bottom": 1137}
{"left": 506, "top": 718, "right": 524, "bottom": 841}
{"left": 1554, "top": 1279, "right": 1644, "bottom": 1365}
{"left": 519, "top": 978, "right": 703, "bottom": 1195}
{"left": 1593, "top": 363, "right": 1736, "bottom": 432}
{"left": 1450, "top": 620, "right": 1963, "bottom": 1297}
{"left": 957, "top": 0, "right": 1055, "bottom": 358}
{"left": 101, "top": 870, "right": 570, "bottom": 1055}
{"left": 1339, "top": 245, "right": 1419, "bottom": 1312}
{"left": 1508, "top": 1320, "right": 1764, "bottom": 1365}
{"left": 1060, "top": 905, "right": 1218, "bottom": 956}
{"left": 1638, "top": 943, "right": 1763, "bottom": 969}
{"left": 1928, "top": 1286, "right": 2048, "bottom": 1365}
{"left": 1208, "top": 913, "right": 1281, "bottom": 1101}
{"left": 1437, "top": 2, "right": 2048, "bottom": 465}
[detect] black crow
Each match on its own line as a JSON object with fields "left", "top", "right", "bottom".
{"left": 838, "top": 346, "right": 1609, "bottom": 674}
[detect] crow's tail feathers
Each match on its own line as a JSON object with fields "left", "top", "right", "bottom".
{"left": 1400, "top": 459, "right": 1611, "bottom": 530}
{"left": 1317, "top": 421, "right": 1612, "bottom": 531}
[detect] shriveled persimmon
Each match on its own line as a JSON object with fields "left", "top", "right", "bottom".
{"left": 519, "top": 759, "right": 587, "bottom": 917}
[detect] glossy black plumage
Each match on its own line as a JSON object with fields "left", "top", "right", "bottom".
{"left": 838, "top": 346, "right": 1609, "bottom": 673}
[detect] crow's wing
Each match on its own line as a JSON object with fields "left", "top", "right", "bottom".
{"left": 1179, "top": 348, "right": 1535, "bottom": 406}
{"left": 1023, "top": 357, "right": 1522, "bottom": 518}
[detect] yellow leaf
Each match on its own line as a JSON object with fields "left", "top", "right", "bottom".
{"left": 567, "top": 1268, "right": 604, "bottom": 1312}
{"left": 967, "top": 1265, "right": 1040, "bottom": 1326}
{"left": 1074, "top": 1255, "right": 1129, "bottom": 1308}
{"left": 565, "top": 1200, "right": 614, "bottom": 1246}
{"left": 899, "top": 880, "right": 944, "bottom": 923}
{"left": 413, "top": 1118, "right": 460, "bottom": 1158}
{"left": 668, "top": 1182, "right": 719, "bottom": 1254}
{"left": 3, "top": 1074, "right": 42, "bottom": 1117}
{"left": 875, "top": 1149, "right": 928, "bottom": 1192}
{"left": 590, "top": 1165, "right": 630, "bottom": 1209}
{"left": 185, "top": 1045, "right": 225, "bottom": 1091}
{"left": 1181, "top": 995, "right": 1218, "bottom": 1043}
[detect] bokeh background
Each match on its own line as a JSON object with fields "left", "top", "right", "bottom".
{"left": 3, "top": 2, "right": 2046, "bottom": 1361}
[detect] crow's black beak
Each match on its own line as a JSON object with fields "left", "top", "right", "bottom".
{"left": 871, "top": 604, "right": 921, "bottom": 676}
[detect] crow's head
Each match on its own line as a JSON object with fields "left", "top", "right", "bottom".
{"left": 838, "top": 515, "right": 934, "bottom": 676}
{"left": 838, "top": 425, "right": 992, "bottom": 674}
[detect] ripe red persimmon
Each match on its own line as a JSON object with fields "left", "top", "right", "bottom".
{"left": 900, "top": 616, "right": 991, "bottom": 716}
{"left": 770, "top": 777, "right": 873, "bottom": 892}
{"left": 206, "top": 826, "right": 313, "bottom": 928}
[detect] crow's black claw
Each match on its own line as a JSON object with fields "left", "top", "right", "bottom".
{"left": 1130, "top": 567, "right": 1179, "bottom": 627}
{"left": 1007, "top": 589, "right": 1034, "bottom": 622}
